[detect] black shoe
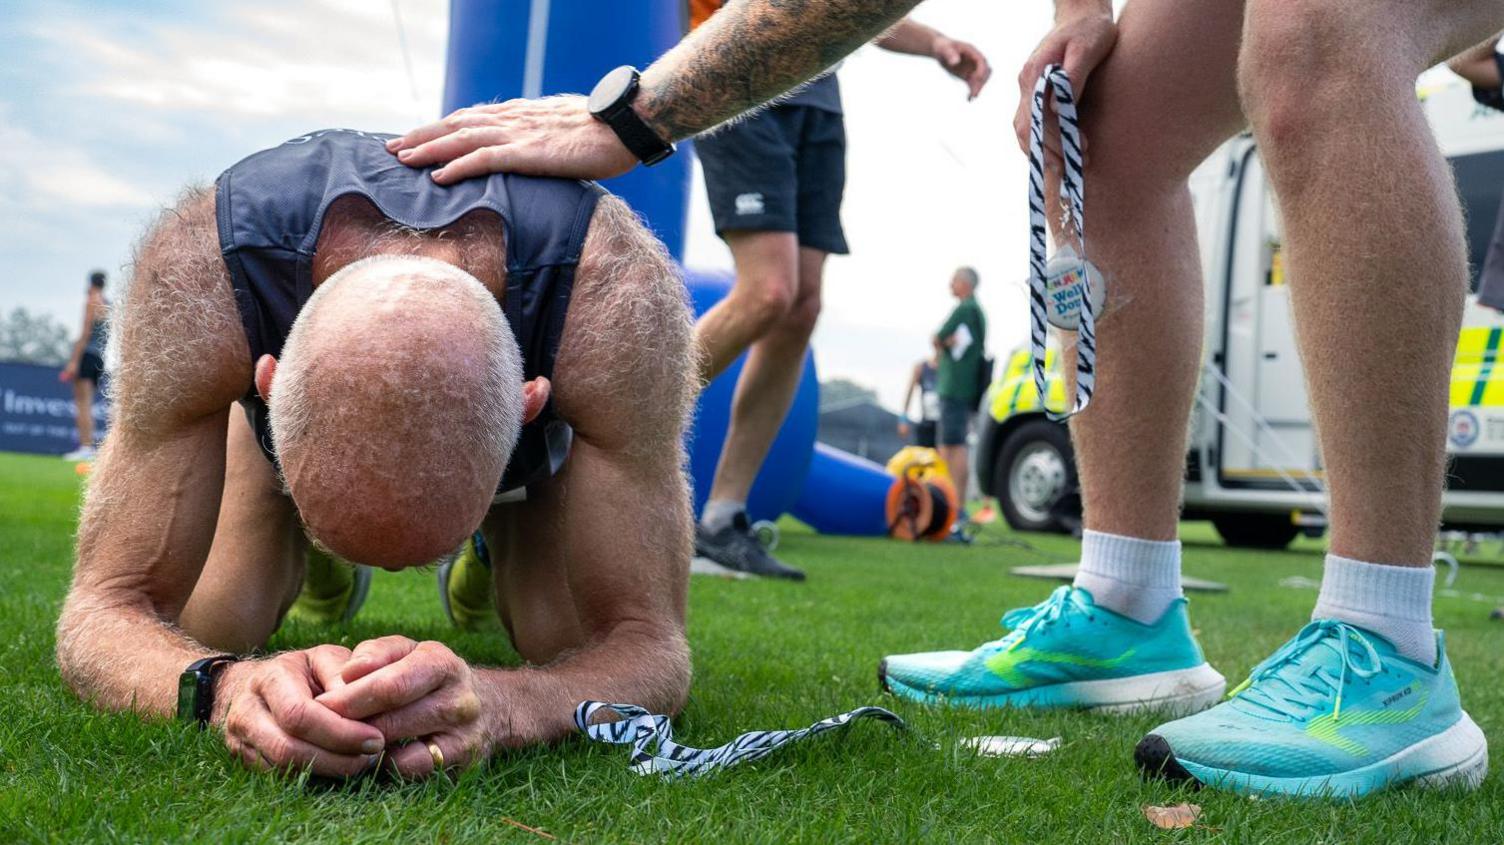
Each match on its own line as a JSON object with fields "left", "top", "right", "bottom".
{"left": 694, "top": 513, "right": 806, "bottom": 581}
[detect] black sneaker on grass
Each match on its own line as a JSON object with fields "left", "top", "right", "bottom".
{"left": 694, "top": 513, "right": 806, "bottom": 581}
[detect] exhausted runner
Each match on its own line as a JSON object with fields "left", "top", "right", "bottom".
{"left": 56, "top": 129, "right": 695, "bottom": 778}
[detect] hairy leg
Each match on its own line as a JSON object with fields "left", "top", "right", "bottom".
{"left": 73, "top": 379, "right": 94, "bottom": 445}
{"left": 1063, "top": 0, "right": 1247, "bottom": 540}
{"left": 694, "top": 231, "right": 800, "bottom": 383}
{"left": 1240, "top": 0, "right": 1500, "bottom": 566}
{"left": 708, "top": 243, "right": 826, "bottom": 504}
{"left": 179, "top": 411, "right": 305, "bottom": 652}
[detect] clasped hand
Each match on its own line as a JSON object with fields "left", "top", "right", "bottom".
{"left": 219, "top": 637, "right": 490, "bottom": 779}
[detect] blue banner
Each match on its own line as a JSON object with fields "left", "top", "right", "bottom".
{"left": 0, "top": 361, "right": 109, "bottom": 455}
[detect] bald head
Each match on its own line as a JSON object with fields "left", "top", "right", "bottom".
{"left": 267, "top": 255, "right": 522, "bottom": 567}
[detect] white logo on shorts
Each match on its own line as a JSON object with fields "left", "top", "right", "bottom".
{"left": 735, "top": 192, "right": 765, "bottom": 215}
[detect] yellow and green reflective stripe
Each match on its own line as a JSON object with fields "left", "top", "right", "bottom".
{"left": 1453, "top": 326, "right": 1504, "bottom": 408}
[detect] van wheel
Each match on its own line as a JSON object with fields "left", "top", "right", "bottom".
{"left": 1211, "top": 513, "right": 1300, "bottom": 549}
{"left": 994, "top": 419, "right": 1076, "bottom": 534}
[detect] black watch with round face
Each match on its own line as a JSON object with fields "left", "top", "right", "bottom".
{"left": 588, "top": 66, "right": 675, "bottom": 166}
{"left": 177, "top": 654, "right": 238, "bottom": 728}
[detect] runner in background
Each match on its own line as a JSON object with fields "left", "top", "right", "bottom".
{"left": 58, "top": 270, "right": 108, "bottom": 462}
{"left": 897, "top": 353, "right": 941, "bottom": 449}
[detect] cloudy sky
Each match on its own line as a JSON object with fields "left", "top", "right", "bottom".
{"left": 4, "top": 0, "right": 1064, "bottom": 409}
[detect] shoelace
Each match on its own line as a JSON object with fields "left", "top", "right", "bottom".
{"left": 990, "top": 586, "right": 1089, "bottom": 651}
{"left": 1233, "top": 620, "right": 1384, "bottom": 722}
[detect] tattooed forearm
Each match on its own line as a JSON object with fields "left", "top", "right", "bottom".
{"left": 636, "top": 0, "right": 921, "bottom": 140}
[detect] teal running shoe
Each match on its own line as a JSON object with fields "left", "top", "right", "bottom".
{"left": 879, "top": 586, "right": 1225, "bottom": 713}
{"left": 1136, "top": 620, "right": 1488, "bottom": 798}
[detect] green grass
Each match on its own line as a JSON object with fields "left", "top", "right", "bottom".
{"left": 2, "top": 450, "right": 1503, "bottom": 843}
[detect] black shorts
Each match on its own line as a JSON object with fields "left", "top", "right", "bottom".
{"left": 78, "top": 351, "right": 105, "bottom": 383}
{"left": 695, "top": 105, "right": 849, "bottom": 255}
{"left": 939, "top": 398, "right": 973, "bottom": 447}
{"left": 914, "top": 420, "right": 938, "bottom": 449}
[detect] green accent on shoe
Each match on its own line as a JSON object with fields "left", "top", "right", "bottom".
{"left": 880, "top": 586, "right": 1224, "bottom": 713}
{"left": 1138, "top": 621, "right": 1489, "bottom": 798}
{"left": 286, "top": 547, "right": 371, "bottom": 625}
{"left": 439, "top": 534, "right": 499, "bottom": 631}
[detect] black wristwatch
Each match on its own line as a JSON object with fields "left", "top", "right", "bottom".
{"left": 177, "top": 654, "right": 238, "bottom": 728}
{"left": 588, "top": 66, "right": 675, "bottom": 166}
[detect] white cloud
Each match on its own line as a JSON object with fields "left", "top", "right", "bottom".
{"left": 0, "top": 112, "right": 156, "bottom": 209}
{"left": 34, "top": 0, "right": 447, "bottom": 128}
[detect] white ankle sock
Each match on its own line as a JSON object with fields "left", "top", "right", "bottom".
{"left": 1073, "top": 530, "right": 1183, "bottom": 624}
{"left": 1312, "top": 554, "right": 1436, "bottom": 666}
{"left": 700, "top": 499, "right": 746, "bottom": 533}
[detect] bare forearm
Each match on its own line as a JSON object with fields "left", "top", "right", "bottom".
{"left": 637, "top": 0, "right": 921, "bottom": 139}
{"left": 1056, "top": 0, "right": 1111, "bottom": 21}
{"left": 876, "top": 18, "right": 939, "bottom": 56}
{"left": 478, "top": 622, "right": 690, "bottom": 747}
{"left": 56, "top": 590, "right": 220, "bottom": 716}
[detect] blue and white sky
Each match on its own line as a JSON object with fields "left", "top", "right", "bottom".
{"left": 1, "top": 0, "right": 1067, "bottom": 409}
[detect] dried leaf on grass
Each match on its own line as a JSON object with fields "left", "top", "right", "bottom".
{"left": 1142, "top": 803, "right": 1201, "bottom": 830}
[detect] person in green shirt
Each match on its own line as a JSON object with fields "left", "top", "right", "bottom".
{"left": 933, "top": 266, "right": 985, "bottom": 523}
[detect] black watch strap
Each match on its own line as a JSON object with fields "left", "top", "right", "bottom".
{"left": 177, "top": 654, "right": 238, "bottom": 728}
{"left": 609, "top": 108, "right": 675, "bottom": 166}
{"left": 588, "top": 66, "right": 675, "bottom": 166}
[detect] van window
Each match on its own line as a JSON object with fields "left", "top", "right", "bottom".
{"left": 1450, "top": 150, "right": 1504, "bottom": 292}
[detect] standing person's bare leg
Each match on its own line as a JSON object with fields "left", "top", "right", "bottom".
{"left": 73, "top": 378, "right": 94, "bottom": 448}
{"left": 693, "top": 232, "right": 800, "bottom": 383}
{"left": 1135, "top": 1, "right": 1495, "bottom": 797}
{"left": 695, "top": 238, "right": 822, "bottom": 581}
{"left": 1243, "top": 0, "right": 1496, "bottom": 576}
{"left": 880, "top": 0, "right": 1244, "bottom": 712}
{"left": 707, "top": 244, "right": 825, "bottom": 504}
{"left": 940, "top": 443, "right": 967, "bottom": 501}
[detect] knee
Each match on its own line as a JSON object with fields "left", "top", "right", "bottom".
{"left": 782, "top": 287, "right": 822, "bottom": 338}
{"left": 1240, "top": 1, "right": 1402, "bottom": 158}
{"left": 737, "top": 273, "right": 798, "bottom": 335}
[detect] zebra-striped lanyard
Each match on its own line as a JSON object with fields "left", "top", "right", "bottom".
{"left": 1027, "top": 64, "right": 1096, "bottom": 421}
{"left": 574, "top": 700, "right": 908, "bottom": 778}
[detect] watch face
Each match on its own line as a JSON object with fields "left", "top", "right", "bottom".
{"left": 177, "top": 671, "right": 199, "bottom": 721}
{"left": 588, "top": 65, "right": 637, "bottom": 116}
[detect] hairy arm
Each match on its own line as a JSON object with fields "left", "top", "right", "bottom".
{"left": 55, "top": 188, "right": 252, "bottom": 716}
{"left": 638, "top": 0, "right": 921, "bottom": 138}
{"left": 389, "top": 0, "right": 921, "bottom": 182}
{"left": 495, "top": 194, "right": 697, "bottom": 734}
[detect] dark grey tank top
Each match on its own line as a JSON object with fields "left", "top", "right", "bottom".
{"left": 215, "top": 128, "right": 603, "bottom": 494}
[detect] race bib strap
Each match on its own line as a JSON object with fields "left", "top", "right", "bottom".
{"left": 1027, "top": 64, "right": 1097, "bottom": 420}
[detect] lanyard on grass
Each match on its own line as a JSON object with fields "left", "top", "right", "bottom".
{"left": 574, "top": 701, "right": 908, "bottom": 778}
{"left": 1027, "top": 64, "right": 1096, "bottom": 420}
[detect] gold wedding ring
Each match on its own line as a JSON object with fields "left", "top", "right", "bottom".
{"left": 426, "top": 739, "right": 445, "bottom": 771}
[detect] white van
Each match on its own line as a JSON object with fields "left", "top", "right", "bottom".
{"left": 976, "top": 78, "right": 1504, "bottom": 549}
